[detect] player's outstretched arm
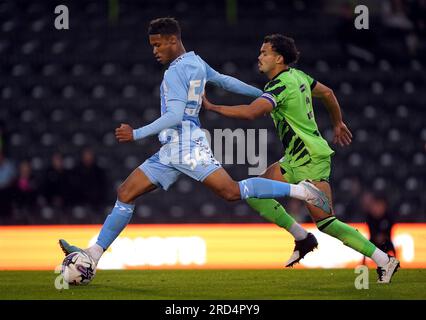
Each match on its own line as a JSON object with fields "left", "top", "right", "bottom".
{"left": 115, "top": 101, "right": 186, "bottom": 143}
{"left": 312, "top": 82, "right": 352, "bottom": 146}
{"left": 204, "top": 62, "right": 262, "bottom": 98}
{"left": 202, "top": 95, "right": 272, "bottom": 120}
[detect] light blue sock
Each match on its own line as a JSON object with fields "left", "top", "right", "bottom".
{"left": 238, "top": 178, "right": 291, "bottom": 199}
{"left": 96, "top": 200, "right": 135, "bottom": 250}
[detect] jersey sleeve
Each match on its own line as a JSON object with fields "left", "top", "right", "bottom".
{"left": 132, "top": 103, "right": 185, "bottom": 140}
{"left": 204, "top": 60, "right": 263, "bottom": 98}
{"left": 300, "top": 70, "right": 317, "bottom": 90}
{"left": 132, "top": 66, "right": 188, "bottom": 140}
{"left": 260, "top": 92, "right": 277, "bottom": 108}
{"left": 260, "top": 78, "right": 287, "bottom": 108}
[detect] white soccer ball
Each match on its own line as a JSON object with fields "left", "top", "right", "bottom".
{"left": 61, "top": 251, "right": 96, "bottom": 285}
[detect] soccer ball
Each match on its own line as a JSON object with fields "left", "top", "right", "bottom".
{"left": 61, "top": 251, "right": 96, "bottom": 285}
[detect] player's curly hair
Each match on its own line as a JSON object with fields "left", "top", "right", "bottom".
{"left": 148, "top": 17, "right": 181, "bottom": 39}
{"left": 264, "top": 34, "right": 300, "bottom": 65}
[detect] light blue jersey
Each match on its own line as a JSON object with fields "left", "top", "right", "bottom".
{"left": 134, "top": 51, "right": 261, "bottom": 142}
{"left": 137, "top": 51, "right": 262, "bottom": 190}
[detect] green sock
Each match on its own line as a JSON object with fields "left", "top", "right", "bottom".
{"left": 246, "top": 198, "right": 296, "bottom": 230}
{"left": 316, "top": 216, "right": 376, "bottom": 257}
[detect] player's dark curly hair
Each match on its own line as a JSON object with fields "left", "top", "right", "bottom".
{"left": 148, "top": 17, "right": 181, "bottom": 38}
{"left": 264, "top": 34, "right": 300, "bottom": 65}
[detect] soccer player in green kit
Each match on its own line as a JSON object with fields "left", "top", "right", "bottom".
{"left": 202, "top": 34, "right": 399, "bottom": 283}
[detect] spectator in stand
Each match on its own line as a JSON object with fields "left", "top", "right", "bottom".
{"left": 0, "top": 151, "right": 16, "bottom": 218}
{"left": 71, "top": 147, "right": 107, "bottom": 214}
{"left": 11, "top": 159, "right": 39, "bottom": 222}
{"left": 42, "top": 151, "right": 73, "bottom": 212}
{"left": 362, "top": 192, "right": 396, "bottom": 264}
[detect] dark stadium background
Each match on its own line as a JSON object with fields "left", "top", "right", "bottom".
{"left": 0, "top": 0, "right": 425, "bottom": 226}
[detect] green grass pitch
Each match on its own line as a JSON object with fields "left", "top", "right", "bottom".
{"left": 0, "top": 269, "right": 425, "bottom": 300}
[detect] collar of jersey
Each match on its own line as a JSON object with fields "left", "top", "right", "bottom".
{"left": 271, "top": 67, "right": 291, "bottom": 80}
{"left": 170, "top": 51, "right": 195, "bottom": 66}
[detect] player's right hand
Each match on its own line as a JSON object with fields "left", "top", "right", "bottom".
{"left": 115, "top": 123, "right": 134, "bottom": 143}
{"left": 333, "top": 121, "right": 352, "bottom": 146}
{"left": 202, "top": 94, "right": 215, "bottom": 111}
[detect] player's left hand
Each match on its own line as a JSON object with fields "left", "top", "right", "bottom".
{"left": 115, "top": 123, "right": 134, "bottom": 143}
{"left": 333, "top": 121, "right": 352, "bottom": 146}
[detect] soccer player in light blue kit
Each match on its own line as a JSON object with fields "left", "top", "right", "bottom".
{"left": 59, "top": 18, "right": 329, "bottom": 267}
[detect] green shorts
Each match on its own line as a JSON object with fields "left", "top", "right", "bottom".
{"left": 279, "top": 156, "right": 331, "bottom": 184}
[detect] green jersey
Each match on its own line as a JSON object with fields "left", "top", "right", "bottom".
{"left": 261, "top": 68, "right": 334, "bottom": 167}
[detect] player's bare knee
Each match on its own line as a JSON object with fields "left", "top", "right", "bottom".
{"left": 219, "top": 185, "right": 240, "bottom": 202}
{"left": 117, "top": 184, "right": 134, "bottom": 203}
